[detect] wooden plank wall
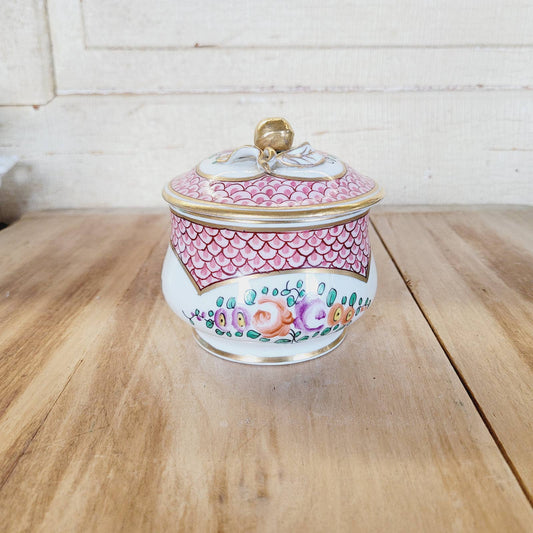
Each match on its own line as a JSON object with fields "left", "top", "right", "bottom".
{"left": 1, "top": 0, "right": 532, "bottom": 221}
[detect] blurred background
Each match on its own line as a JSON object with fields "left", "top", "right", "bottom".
{"left": 1, "top": 0, "right": 532, "bottom": 223}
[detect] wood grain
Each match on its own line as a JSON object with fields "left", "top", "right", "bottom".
{"left": 372, "top": 206, "right": 533, "bottom": 503}
{"left": 0, "top": 210, "right": 167, "bottom": 487}
{"left": 0, "top": 210, "right": 532, "bottom": 531}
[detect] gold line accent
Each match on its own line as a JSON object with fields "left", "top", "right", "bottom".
{"left": 192, "top": 329, "right": 346, "bottom": 365}
{"left": 170, "top": 244, "right": 206, "bottom": 293}
{"left": 162, "top": 183, "right": 384, "bottom": 221}
{"left": 170, "top": 241, "right": 370, "bottom": 295}
{"left": 277, "top": 145, "right": 327, "bottom": 168}
{"left": 169, "top": 207, "right": 368, "bottom": 232}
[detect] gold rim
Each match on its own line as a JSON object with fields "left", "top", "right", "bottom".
{"left": 192, "top": 329, "right": 346, "bottom": 365}
{"left": 162, "top": 184, "right": 384, "bottom": 222}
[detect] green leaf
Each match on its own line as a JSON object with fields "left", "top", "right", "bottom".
{"left": 359, "top": 297, "right": 363, "bottom": 305}
{"left": 280, "top": 289, "right": 290, "bottom": 296}
{"left": 235, "top": 331, "right": 243, "bottom": 337}
{"left": 259, "top": 337, "right": 270, "bottom": 342}
{"left": 296, "top": 280, "right": 303, "bottom": 288}
{"left": 317, "top": 282, "right": 325, "bottom": 295}
{"left": 261, "top": 286, "right": 268, "bottom": 294}
{"left": 320, "top": 327, "right": 332, "bottom": 336}
{"left": 226, "top": 331, "right": 232, "bottom": 337}
{"left": 208, "top": 310, "right": 214, "bottom": 317}
{"left": 349, "top": 292, "right": 357, "bottom": 306}
{"left": 272, "top": 288, "right": 279, "bottom": 296}
{"left": 333, "top": 324, "right": 339, "bottom": 330}
{"left": 226, "top": 297, "right": 236, "bottom": 309}
{"left": 244, "top": 289, "right": 257, "bottom": 305}
{"left": 299, "top": 335, "right": 309, "bottom": 341}
{"left": 341, "top": 296, "right": 347, "bottom": 305}
{"left": 287, "top": 295, "right": 295, "bottom": 307}
{"left": 205, "top": 319, "right": 214, "bottom": 329}
{"left": 294, "top": 331, "right": 301, "bottom": 338}
{"left": 216, "top": 296, "right": 224, "bottom": 307}
{"left": 194, "top": 308, "right": 200, "bottom": 315}
{"left": 275, "top": 338, "right": 292, "bottom": 343}
{"left": 215, "top": 328, "right": 225, "bottom": 336}
{"left": 326, "top": 288, "right": 337, "bottom": 307}
{"left": 312, "top": 331, "right": 321, "bottom": 338}
{"left": 246, "top": 329, "right": 261, "bottom": 339}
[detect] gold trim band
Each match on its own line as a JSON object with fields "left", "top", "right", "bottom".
{"left": 162, "top": 183, "right": 384, "bottom": 222}
{"left": 192, "top": 328, "right": 346, "bottom": 365}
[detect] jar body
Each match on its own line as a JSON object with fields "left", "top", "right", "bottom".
{"left": 161, "top": 209, "right": 377, "bottom": 364}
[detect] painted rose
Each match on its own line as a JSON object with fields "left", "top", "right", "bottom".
{"left": 327, "top": 303, "right": 344, "bottom": 326}
{"left": 341, "top": 306, "right": 355, "bottom": 325}
{"left": 252, "top": 297, "right": 294, "bottom": 338}
{"left": 214, "top": 309, "right": 229, "bottom": 331}
{"left": 294, "top": 297, "right": 327, "bottom": 332}
{"left": 232, "top": 306, "right": 250, "bottom": 332}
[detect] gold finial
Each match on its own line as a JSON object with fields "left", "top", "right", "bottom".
{"left": 254, "top": 117, "right": 294, "bottom": 153}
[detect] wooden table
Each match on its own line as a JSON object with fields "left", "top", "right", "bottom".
{"left": 0, "top": 207, "right": 532, "bottom": 532}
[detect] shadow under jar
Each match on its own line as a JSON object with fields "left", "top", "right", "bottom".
{"left": 162, "top": 118, "right": 384, "bottom": 364}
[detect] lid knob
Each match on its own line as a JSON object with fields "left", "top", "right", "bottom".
{"left": 254, "top": 117, "right": 294, "bottom": 153}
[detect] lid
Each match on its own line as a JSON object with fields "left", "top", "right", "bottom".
{"left": 163, "top": 118, "right": 383, "bottom": 227}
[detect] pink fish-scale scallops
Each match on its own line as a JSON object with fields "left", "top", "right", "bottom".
{"left": 171, "top": 213, "right": 371, "bottom": 291}
{"left": 170, "top": 166, "right": 375, "bottom": 208}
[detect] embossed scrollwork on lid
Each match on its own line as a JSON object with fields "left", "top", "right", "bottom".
{"left": 197, "top": 143, "right": 346, "bottom": 181}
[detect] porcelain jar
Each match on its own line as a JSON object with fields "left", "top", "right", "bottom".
{"left": 162, "top": 118, "right": 383, "bottom": 364}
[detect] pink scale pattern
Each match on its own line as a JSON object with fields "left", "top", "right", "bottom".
{"left": 170, "top": 166, "right": 375, "bottom": 207}
{"left": 171, "top": 213, "right": 371, "bottom": 291}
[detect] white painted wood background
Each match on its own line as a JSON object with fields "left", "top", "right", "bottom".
{"left": 1, "top": 0, "right": 532, "bottom": 221}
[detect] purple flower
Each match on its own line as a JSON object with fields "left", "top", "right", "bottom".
{"left": 232, "top": 307, "right": 250, "bottom": 331}
{"left": 294, "top": 297, "right": 327, "bottom": 332}
{"left": 214, "top": 309, "right": 228, "bottom": 331}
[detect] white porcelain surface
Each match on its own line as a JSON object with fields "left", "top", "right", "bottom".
{"left": 162, "top": 245, "right": 377, "bottom": 364}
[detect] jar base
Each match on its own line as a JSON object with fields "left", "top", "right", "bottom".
{"left": 192, "top": 328, "right": 346, "bottom": 365}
